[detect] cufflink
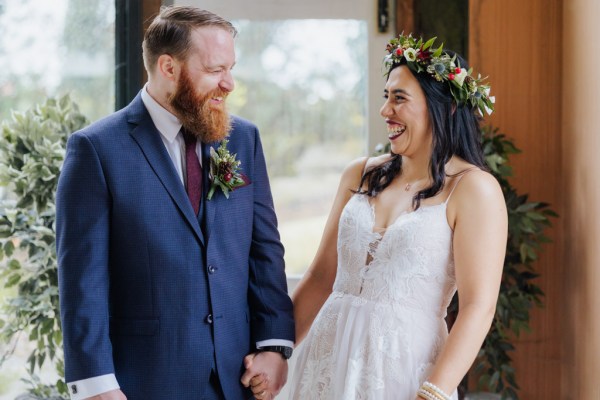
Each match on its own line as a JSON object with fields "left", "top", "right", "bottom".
{"left": 70, "top": 384, "right": 78, "bottom": 394}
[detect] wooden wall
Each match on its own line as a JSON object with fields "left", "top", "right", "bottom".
{"left": 562, "top": 1, "right": 600, "bottom": 399}
{"left": 469, "top": 1, "right": 564, "bottom": 398}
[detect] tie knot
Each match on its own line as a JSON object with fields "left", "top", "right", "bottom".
{"left": 182, "top": 129, "right": 197, "bottom": 146}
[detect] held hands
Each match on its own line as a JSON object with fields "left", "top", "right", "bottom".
{"left": 86, "top": 389, "right": 127, "bottom": 400}
{"left": 241, "top": 352, "right": 288, "bottom": 399}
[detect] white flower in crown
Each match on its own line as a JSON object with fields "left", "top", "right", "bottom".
{"left": 454, "top": 68, "right": 468, "bottom": 86}
{"left": 384, "top": 33, "right": 495, "bottom": 116}
{"left": 404, "top": 48, "right": 417, "bottom": 62}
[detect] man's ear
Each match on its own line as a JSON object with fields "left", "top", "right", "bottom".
{"left": 156, "top": 54, "right": 179, "bottom": 81}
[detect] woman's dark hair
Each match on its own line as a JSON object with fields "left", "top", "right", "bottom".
{"left": 357, "top": 50, "right": 487, "bottom": 209}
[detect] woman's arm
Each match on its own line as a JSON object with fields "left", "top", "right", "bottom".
{"left": 421, "top": 170, "right": 508, "bottom": 396}
{"left": 292, "top": 156, "right": 368, "bottom": 343}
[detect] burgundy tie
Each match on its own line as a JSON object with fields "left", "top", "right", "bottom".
{"left": 183, "top": 131, "right": 202, "bottom": 215}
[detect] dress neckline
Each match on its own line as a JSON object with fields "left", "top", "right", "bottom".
{"left": 357, "top": 194, "right": 448, "bottom": 235}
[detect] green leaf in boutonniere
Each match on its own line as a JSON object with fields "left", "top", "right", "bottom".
{"left": 207, "top": 139, "right": 250, "bottom": 200}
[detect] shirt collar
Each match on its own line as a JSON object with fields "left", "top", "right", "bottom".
{"left": 141, "top": 83, "right": 182, "bottom": 143}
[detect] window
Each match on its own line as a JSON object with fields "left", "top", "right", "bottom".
{"left": 0, "top": 0, "right": 115, "bottom": 395}
{"left": 228, "top": 19, "right": 367, "bottom": 275}
{"left": 0, "top": 0, "right": 115, "bottom": 124}
{"left": 181, "top": 0, "right": 392, "bottom": 276}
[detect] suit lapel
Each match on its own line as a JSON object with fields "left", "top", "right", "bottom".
{"left": 202, "top": 141, "right": 218, "bottom": 242}
{"left": 127, "top": 98, "right": 205, "bottom": 247}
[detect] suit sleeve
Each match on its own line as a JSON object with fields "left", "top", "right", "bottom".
{"left": 56, "top": 132, "right": 115, "bottom": 382}
{"left": 247, "top": 127, "right": 296, "bottom": 344}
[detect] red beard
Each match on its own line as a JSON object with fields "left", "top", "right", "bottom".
{"left": 168, "top": 66, "right": 231, "bottom": 143}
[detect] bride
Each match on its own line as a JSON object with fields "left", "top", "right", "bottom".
{"left": 247, "top": 35, "right": 507, "bottom": 400}
{"left": 281, "top": 34, "right": 507, "bottom": 400}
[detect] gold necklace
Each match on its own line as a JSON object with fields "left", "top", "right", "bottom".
{"left": 404, "top": 178, "right": 428, "bottom": 191}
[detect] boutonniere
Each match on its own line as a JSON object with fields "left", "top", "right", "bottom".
{"left": 207, "top": 139, "right": 250, "bottom": 200}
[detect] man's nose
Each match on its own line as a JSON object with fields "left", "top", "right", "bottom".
{"left": 220, "top": 70, "right": 235, "bottom": 92}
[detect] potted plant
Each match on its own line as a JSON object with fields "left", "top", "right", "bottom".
{"left": 0, "top": 95, "right": 88, "bottom": 399}
{"left": 472, "top": 126, "right": 555, "bottom": 399}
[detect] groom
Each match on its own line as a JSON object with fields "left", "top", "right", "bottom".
{"left": 56, "top": 6, "right": 294, "bottom": 400}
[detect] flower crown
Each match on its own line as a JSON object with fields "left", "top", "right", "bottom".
{"left": 384, "top": 33, "right": 494, "bottom": 115}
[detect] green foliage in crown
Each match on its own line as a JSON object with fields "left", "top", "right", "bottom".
{"left": 384, "top": 33, "right": 495, "bottom": 116}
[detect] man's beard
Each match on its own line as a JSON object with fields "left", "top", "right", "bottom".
{"left": 168, "top": 67, "right": 231, "bottom": 143}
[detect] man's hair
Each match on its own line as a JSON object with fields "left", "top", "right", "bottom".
{"left": 142, "top": 6, "right": 237, "bottom": 73}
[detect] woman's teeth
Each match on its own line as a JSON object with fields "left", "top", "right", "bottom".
{"left": 388, "top": 125, "right": 406, "bottom": 138}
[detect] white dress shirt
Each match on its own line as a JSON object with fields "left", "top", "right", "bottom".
{"left": 67, "top": 85, "right": 293, "bottom": 399}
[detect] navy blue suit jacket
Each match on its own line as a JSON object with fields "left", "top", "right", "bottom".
{"left": 56, "top": 93, "right": 295, "bottom": 399}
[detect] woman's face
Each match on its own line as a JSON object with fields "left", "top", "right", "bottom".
{"left": 380, "top": 65, "right": 433, "bottom": 158}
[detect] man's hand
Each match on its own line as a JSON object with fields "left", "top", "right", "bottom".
{"left": 241, "top": 352, "right": 288, "bottom": 399}
{"left": 86, "top": 389, "right": 127, "bottom": 400}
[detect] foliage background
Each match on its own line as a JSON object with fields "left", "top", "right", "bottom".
{"left": 0, "top": 95, "right": 88, "bottom": 399}
{"left": 473, "top": 127, "right": 556, "bottom": 399}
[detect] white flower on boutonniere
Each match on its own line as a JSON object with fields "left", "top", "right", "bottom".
{"left": 207, "top": 139, "right": 250, "bottom": 200}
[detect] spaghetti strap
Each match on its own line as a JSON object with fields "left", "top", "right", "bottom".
{"left": 443, "top": 167, "right": 480, "bottom": 204}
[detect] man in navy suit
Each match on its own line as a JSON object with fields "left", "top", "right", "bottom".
{"left": 56, "top": 6, "right": 294, "bottom": 400}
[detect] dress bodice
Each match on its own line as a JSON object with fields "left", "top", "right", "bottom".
{"left": 333, "top": 194, "right": 457, "bottom": 317}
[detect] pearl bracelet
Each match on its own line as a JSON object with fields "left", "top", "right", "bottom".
{"left": 417, "top": 388, "right": 439, "bottom": 400}
{"left": 417, "top": 381, "right": 452, "bottom": 400}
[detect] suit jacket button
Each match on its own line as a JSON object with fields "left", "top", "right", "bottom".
{"left": 208, "top": 265, "right": 216, "bottom": 274}
{"left": 206, "top": 314, "right": 213, "bottom": 324}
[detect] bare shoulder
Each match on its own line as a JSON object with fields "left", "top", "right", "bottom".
{"left": 337, "top": 156, "right": 368, "bottom": 189}
{"left": 365, "top": 153, "right": 393, "bottom": 171}
{"left": 457, "top": 169, "right": 502, "bottom": 198}
{"left": 449, "top": 168, "right": 506, "bottom": 213}
{"left": 445, "top": 167, "right": 506, "bottom": 230}
{"left": 341, "top": 154, "right": 392, "bottom": 187}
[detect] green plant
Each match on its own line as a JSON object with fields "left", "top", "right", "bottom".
{"left": 0, "top": 95, "right": 88, "bottom": 398}
{"left": 473, "top": 126, "right": 556, "bottom": 399}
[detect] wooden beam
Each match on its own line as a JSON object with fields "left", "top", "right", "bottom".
{"left": 395, "top": 0, "right": 414, "bottom": 35}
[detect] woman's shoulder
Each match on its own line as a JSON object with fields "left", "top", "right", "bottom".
{"left": 338, "top": 156, "right": 368, "bottom": 188}
{"left": 448, "top": 163, "right": 504, "bottom": 208}
{"left": 340, "top": 154, "right": 392, "bottom": 182}
{"left": 365, "top": 153, "right": 394, "bottom": 171}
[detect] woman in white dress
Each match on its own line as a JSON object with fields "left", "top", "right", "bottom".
{"left": 250, "top": 34, "right": 507, "bottom": 400}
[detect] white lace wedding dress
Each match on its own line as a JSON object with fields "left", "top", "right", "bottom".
{"left": 288, "top": 193, "right": 459, "bottom": 400}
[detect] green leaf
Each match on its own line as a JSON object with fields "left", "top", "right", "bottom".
{"left": 5, "top": 273, "right": 21, "bottom": 287}
{"left": 8, "top": 258, "right": 21, "bottom": 270}
{"left": 3, "top": 239, "right": 15, "bottom": 257}
{"left": 422, "top": 36, "right": 437, "bottom": 50}
{"left": 516, "top": 202, "right": 539, "bottom": 212}
{"left": 432, "top": 43, "right": 444, "bottom": 57}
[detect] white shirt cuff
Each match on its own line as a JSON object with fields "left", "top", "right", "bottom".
{"left": 256, "top": 339, "right": 294, "bottom": 349}
{"left": 67, "top": 373, "right": 120, "bottom": 400}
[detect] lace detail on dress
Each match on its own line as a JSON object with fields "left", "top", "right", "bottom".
{"left": 289, "top": 193, "right": 459, "bottom": 400}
